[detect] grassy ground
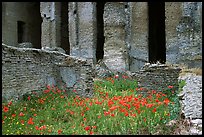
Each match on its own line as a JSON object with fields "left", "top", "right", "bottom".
{"left": 2, "top": 75, "right": 182, "bottom": 135}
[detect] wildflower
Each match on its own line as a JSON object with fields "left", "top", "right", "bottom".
{"left": 92, "top": 126, "right": 97, "bottom": 129}
{"left": 163, "top": 98, "right": 170, "bottom": 105}
{"left": 111, "top": 113, "right": 115, "bottom": 117}
{"left": 8, "top": 101, "right": 12, "bottom": 106}
{"left": 35, "top": 126, "right": 39, "bottom": 130}
{"left": 28, "top": 96, "right": 31, "bottom": 101}
{"left": 152, "top": 108, "right": 157, "bottom": 113}
{"left": 90, "top": 131, "right": 94, "bottom": 135}
{"left": 58, "top": 129, "right": 62, "bottom": 135}
{"left": 60, "top": 95, "right": 64, "bottom": 98}
{"left": 146, "top": 103, "right": 154, "bottom": 108}
{"left": 12, "top": 114, "right": 16, "bottom": 117}
{"left": 19, "top": 112, "right": 25, "bottom": 116}
{"left": 27, "top": 118, "right": 34, "bottom": 125}
{"left": 104, "top": 111, "right": 110, "bottom": 116}
{"left": 98, "top": 115, "right": 101, "bottom": 119}
{"left": 84, "top": 126, "right": 90, "bottom": 131}
{"left": 86, "top": 107, "right": 90, "bottom": 111}
{"left": 73, "top": 89, "right": 77, "bottom": 92}
{"left": 34, "top": 114, "right": 37, "bottom": 116}
{"left": 20, "top": 120, "right": 24, "bottom": 124}
{"left": 84, "top": 118, "right": 86, "bottom": 121}
{"left": 168, "top": 85, "right": 173, "bottom": 89}
{"left": 125, "top": 113, "right": 129, "bottom": 117}
{"left": 144, "top": 118, "right": 146, "bottom": 122}
{"left": 114, "top": 75, "right": 119, "bottom": 79}
{"left": 3, "top": 106, "right": 9, "bottom": 112}
{"left": 43, "top": 89, "right": 50, "bottom": 94}
{"left": 109, "top": 106, "right": 119, "bottom": 111}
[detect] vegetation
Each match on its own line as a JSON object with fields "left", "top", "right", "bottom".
{"left": 2, "top": 75, "right": 182, "bottom": 135}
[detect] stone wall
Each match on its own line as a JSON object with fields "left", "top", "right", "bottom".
{"left": 131, "top": 63, "right": 181, "bottom": 92}
{"left": 165, "top": 2, "right": 202, "bottom": 68}
{"left": 2, "top": 43, "right": 94, "bottom": 101}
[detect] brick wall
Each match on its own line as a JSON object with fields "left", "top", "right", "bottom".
{"left": 2, "top": 44, "right": 94, "bottom": 101}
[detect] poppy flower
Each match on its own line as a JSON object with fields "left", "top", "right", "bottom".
{"left": 90, "top": 131, "right": 94, "bottom": 135}
{"left": 8, "top": 101, "right": 12, "bottom": 106}
{"left": 27, "top": 118, "right": 34, "bottom": 125}
{"left": 84, "top": 126, "right": 90, "bottom": 131}
{"left": 163, "top": 98, "right": 170, "bottom": 105}
{"left": 152, "top": 108, "right": 157, "bottom": 113}
{"left": 28, "top": 96, "right": 31, "bottom": 101}
{"left": 12, "top": 114, "right": 16, "bottom": 117}
{"left": 109, "top": 106, "right": 119, "bottom": 111}
{"left": 3, "top": 106, "right": 9, "bottom": 112}
{"left": 168, "top": 85, "right": 173, "bottom": 89}
{"left": 58, "top": 129, "right": 62, "bottom": 134}
{"left": 19, "top": 112, "right": 25, "bottom": 116}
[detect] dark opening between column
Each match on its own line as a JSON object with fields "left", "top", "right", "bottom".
{"left": 148, "top": 2, "right": 166, "bottom": 64}
{"left": 96, "top": 2, "right": 105, "bottom": 62}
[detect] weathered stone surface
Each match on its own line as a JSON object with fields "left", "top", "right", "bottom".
{"left": 2, "top": 43, "right": 94, "bottom": 101}
{"left": 129, "top": 2, "right": 148, "bottom": 72}
{"left": 103, "top": 2, "right": 129, "bottom": 72}
{"left": 178, "top": 73, "right": 202, "bottom": 119}
{"left": 69, "top": 2, "right": 97, "bottom": 63}
{"left": 2, "top": 2, "right": 41, "bottom": 49}
{"left": 165, "top": 2, "right": 202, "bottom": 68}
{"left": 131, "top": 63, "right": 181, "bottom": 92}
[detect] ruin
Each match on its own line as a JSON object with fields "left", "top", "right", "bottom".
{"left": 2, "top": 2, "right": 202, "bottom": 100}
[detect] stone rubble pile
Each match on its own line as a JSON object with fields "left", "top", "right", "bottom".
{"left": 178, "top": 73, "right": 202, "bottom": 135}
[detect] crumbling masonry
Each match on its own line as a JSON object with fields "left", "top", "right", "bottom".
{"left": 2, "top": 2, "right": 202, "bottom": 101}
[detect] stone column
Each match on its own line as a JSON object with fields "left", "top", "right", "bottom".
{"left": 129, "top": 2, "right": 148, "bottom": 72}
{"left": 40, "top": 2, "right": 61, "bottom": 49}
{"left": 69, "top": 2, "right": 97, "bottom": 64}
{"left": 103, "top": 2, "right": 128, "bottom": 72}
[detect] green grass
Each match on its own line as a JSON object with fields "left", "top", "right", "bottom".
{"left": 2, "top": 75, "right": 182, "bottom": 135}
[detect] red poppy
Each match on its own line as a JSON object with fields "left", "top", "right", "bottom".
{"left": 58, "top": 129, "right": 62, "bottom": 134}
{"left": 111, "top": 113, "right": 115, "bottom": 117}
{"left": 114, "top": 75, "right": 119, "bottom": 79}
{"left": 35, "top": 126, "right": 39, "bottom": 130}
{"left": 3, "top": 106, "right": 9, "bottom": 113}
{"left": 20, "top": 120, "right": 24, "bottom": 124}
{"left": 27, "top": 118, "right": 34, "bottom": 125}
{"left": 104, "top": 111, "right": 110, "bottom": 116}
{"left": 146, "top": 103, "right": 154, "bottom": 108}
{"left": 144, "top": 118, "right": 146, "bottom": 122}
{"left": 19, "top": 112, "right": 25, "bottom": 116}
{"left": 34, "top": 114, "right": 37, "bottom": 116}
{"left": 131, "top": 114, "right": 136, "bottom": 117}
{"left": 84, "top": 118, "right": 86, "bottom": 121}
{"left": 8, "top": 101, "right": 12, "bottom": 106}
{"left": 109, "top": 106, "right": 119, "bottom": 111}
{"left": 168, "top": 85, "right": 173, "bottom": 89}
{"left": 90, "top": 131, "right": 94, "bottom": 135}
{"left": 152, "top": 108, "right": 157, "bottom": 113}
{"left": 73, "top": 89, "right": 77, "bottom": 92}
{"left": 98, "top": 115, "right": 101, "bottom": 119}
{"left": 12, "top": 114, "right": 16, "bottom": 117}
{"left": 163, "top": 98, "right": 170, "bottom": 105}
{"left": 28, "top": 96, "right": 31, "bottom": 101}
{"left": 92, "top": 126, "right": 97, "bottom": 129}
{"left": 86, "top": 107, "right": 90, "bottom": 111}
{"left": 125, "top": 113, "right": 129, "bottom": 117}
{"left": 84, "top": 126, "right": 90, "bottom": 131}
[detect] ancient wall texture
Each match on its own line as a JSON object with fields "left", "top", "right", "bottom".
{"left": 131, "top": 63, "right": 181, "bottom": 92}
{"left": 165, "top": 2, "right": 202, "bottom": 68}
{"left": 2, "top": 2, "right": 42, "bottom": 49}
{"left": 2, "top": 43, "right": 94, "bottom": 101}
